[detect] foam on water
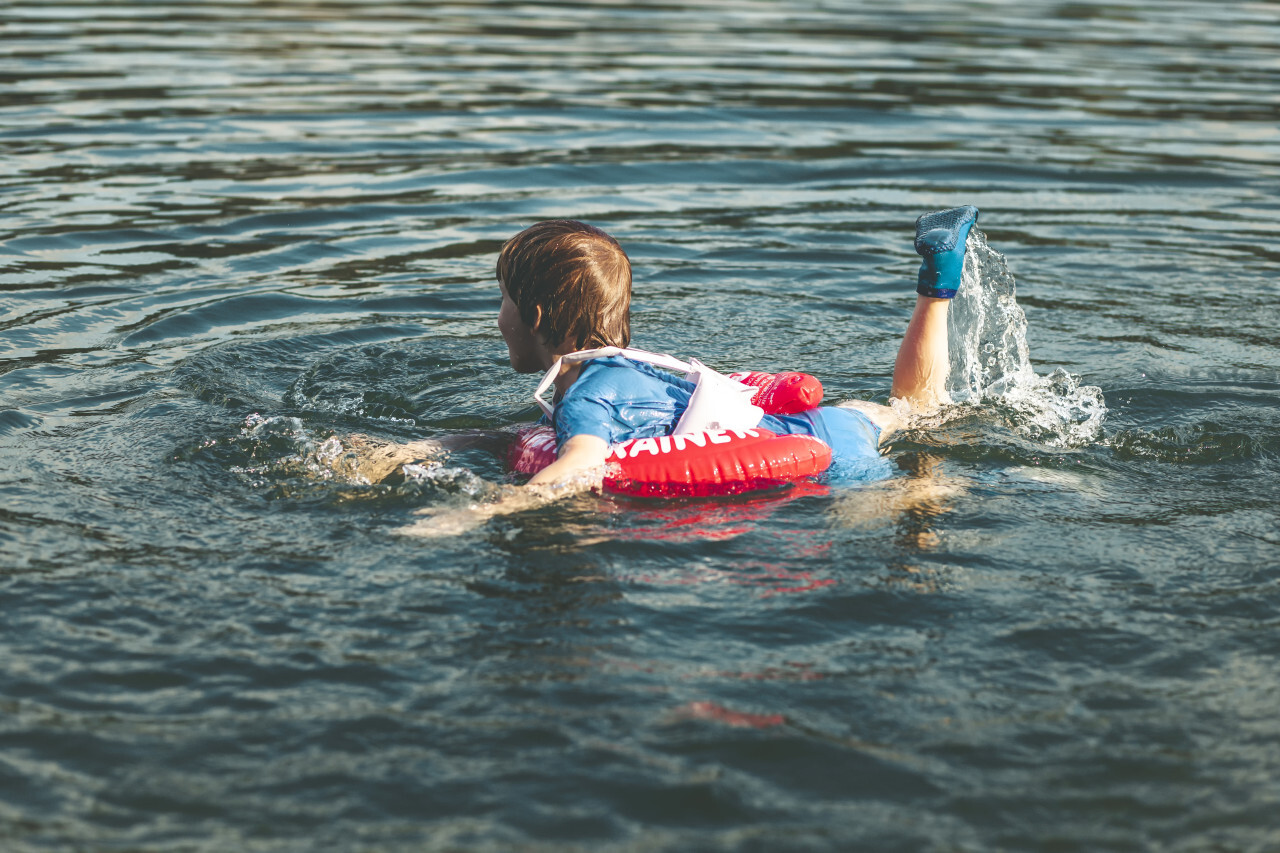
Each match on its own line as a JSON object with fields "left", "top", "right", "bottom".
{"left": 944, "top": 231, "right": 1108, "bottom": 448}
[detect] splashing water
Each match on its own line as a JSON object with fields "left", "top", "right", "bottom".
{"left": 229, "top": 414, "right": 374, "bottom": 485}
{"left": 944, "top": 231, "right": 1107, "bottom": 447}
{"left": 221, "top": 414, "right": 494, "bottom": 504}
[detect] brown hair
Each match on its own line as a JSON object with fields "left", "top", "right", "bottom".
{"left": 496, "top": 220, "right": 631, "bottom": 351}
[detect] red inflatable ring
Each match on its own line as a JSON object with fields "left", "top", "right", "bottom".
{"left": 508, "top": 425, "right": 832, "bottom": 498}
{"left": 507, "top": 369, "right": 833, "bottom": 497}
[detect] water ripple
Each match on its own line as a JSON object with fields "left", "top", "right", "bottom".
{"left": 3, "top": 1, "right": 1280, "bottom": 850}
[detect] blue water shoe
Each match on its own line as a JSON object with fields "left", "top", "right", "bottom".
{"left": 914, "top": 205, "right": 979, "bottom": 298}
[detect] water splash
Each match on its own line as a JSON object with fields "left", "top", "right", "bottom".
{"left": 944, "top": 231, "right": 1107, "bottom": 448}
{"left": 398, "top": 460, "right": 492, "bottom": 498}
{"left": 219, "top": 414, "right": 493, "bottom": 502}
{"left": 229, "top": 414, "right": 377, "bottom": 485}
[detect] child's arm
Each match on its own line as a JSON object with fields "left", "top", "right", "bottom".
{"left": 346, "top": 435, "right": 448, "bottom": 483}
{"left": 345, "top": 431, "right": 507, "bottom": 483}
{"left": 527, "top": 434, "right": 608, "bottom": 485}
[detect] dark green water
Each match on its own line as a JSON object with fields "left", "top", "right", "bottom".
{"left": 2, "top": 1, "right": 1278, "bottom": 850}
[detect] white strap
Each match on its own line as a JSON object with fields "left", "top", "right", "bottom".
{"left": 533, "top": 347, "right": 696, "bottom": 418}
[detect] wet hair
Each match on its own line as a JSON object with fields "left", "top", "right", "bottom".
{"left": 496, "top": 219, "right": 631, "bottom": 351}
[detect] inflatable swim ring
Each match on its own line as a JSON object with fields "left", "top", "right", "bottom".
{"left": 508, "top": 370, "right": 834, "bottom": 497}
{"left": 508, "top": 424, "right": 832, "bottom": 498}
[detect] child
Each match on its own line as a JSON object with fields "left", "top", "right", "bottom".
{"left": 377, "top": 207, "right": 977, "bottom": 530}
{"left": 497, "top": 208, "right": 977, "bottom": 486}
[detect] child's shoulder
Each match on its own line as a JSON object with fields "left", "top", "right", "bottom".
{"left": 569, "top": 356, "right": 692, "bottom": 405}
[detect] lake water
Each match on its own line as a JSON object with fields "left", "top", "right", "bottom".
{"left": 3, "top": 1, "right": 1279, "bottom": 850}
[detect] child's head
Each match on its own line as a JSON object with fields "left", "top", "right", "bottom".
{"left": 496, "top": 220, "right": 631, "bottom": 369}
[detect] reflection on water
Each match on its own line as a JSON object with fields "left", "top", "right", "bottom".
{"left": 3, "top": 0, "right": 1280, "bottom": 850}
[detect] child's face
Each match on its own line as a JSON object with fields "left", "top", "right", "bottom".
{"left": 497, "top": 283, "right": 544, "bottom": 373}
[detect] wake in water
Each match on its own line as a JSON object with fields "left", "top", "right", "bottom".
{"left": 928, "top": 230, "right": 1107, "bottom": 448}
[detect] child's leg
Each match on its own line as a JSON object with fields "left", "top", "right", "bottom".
{"left": 839, "top": 300, "right": 951, "bottom": 437}
{"left": 890, "top": 296, "right": 952, "bottom": 408}
{"left": 889, "top": 205, "right": 978, "bottom": 410}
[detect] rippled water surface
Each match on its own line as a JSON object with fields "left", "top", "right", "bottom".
{"left": 3, "top": 2, "right": 1279, "bottom": 850}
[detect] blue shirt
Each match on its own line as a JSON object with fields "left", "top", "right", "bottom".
{"left": 553, "top": 356, "right": 693, "bottom": 447}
